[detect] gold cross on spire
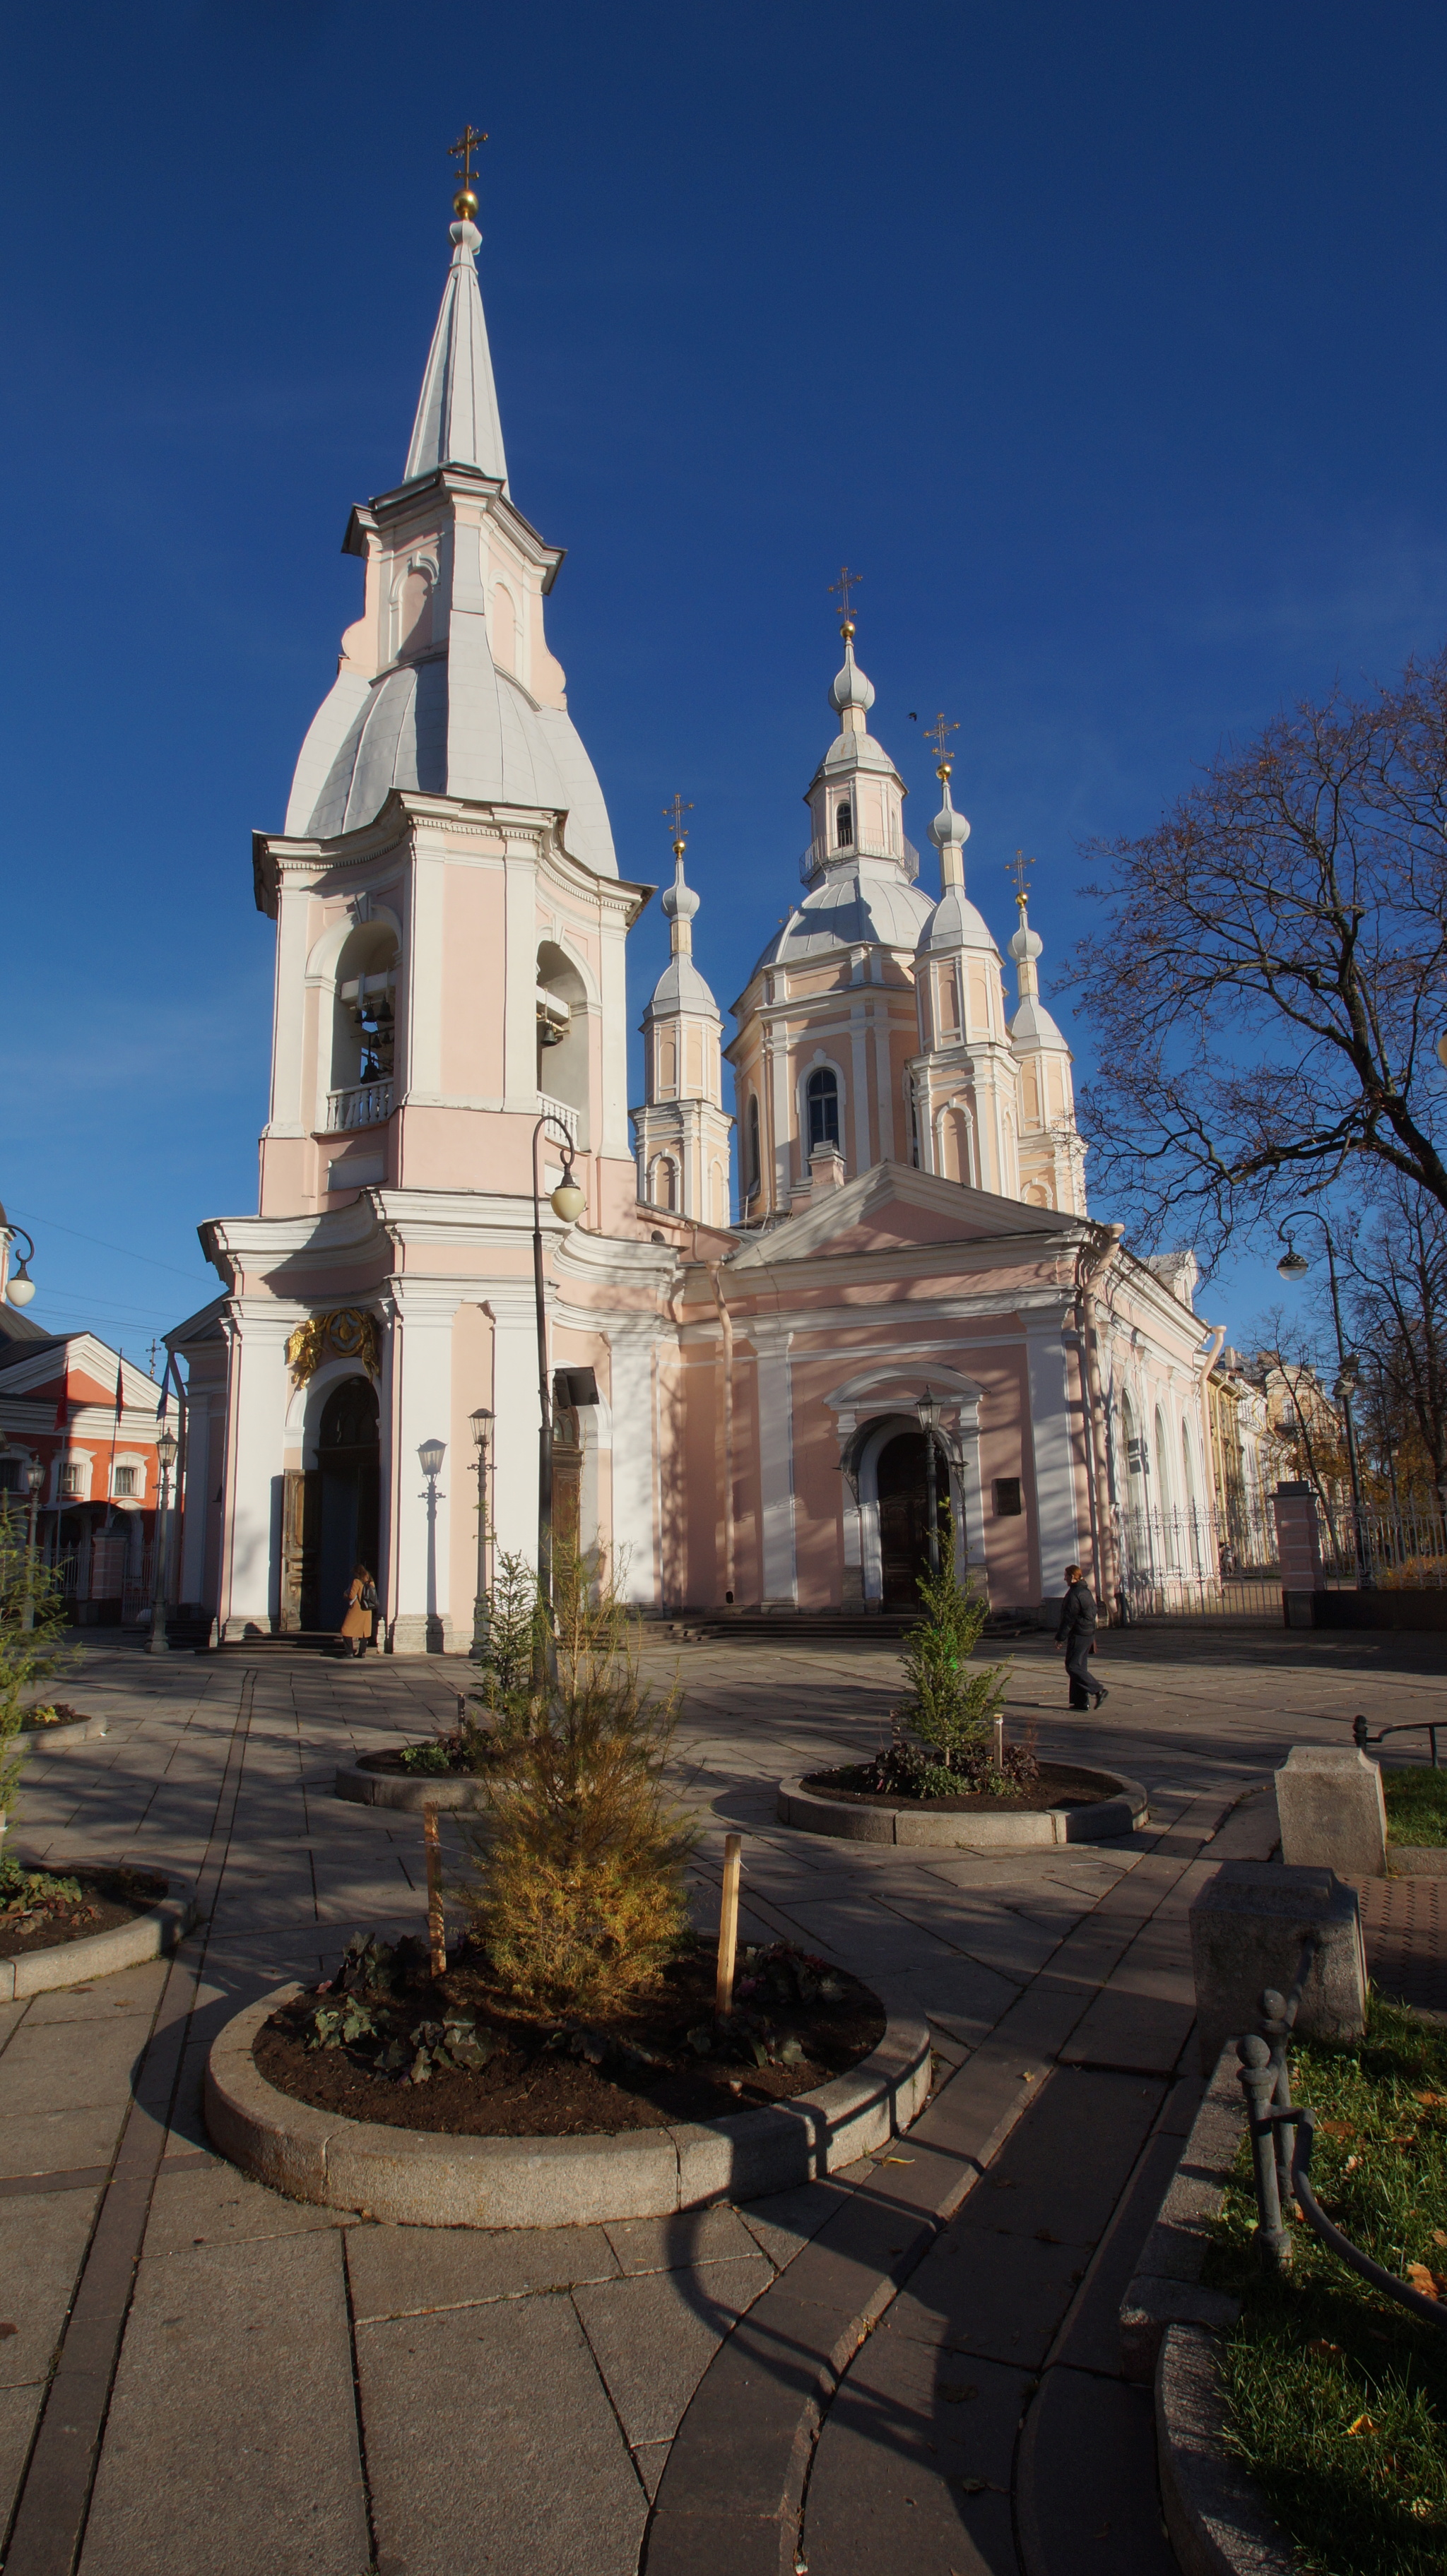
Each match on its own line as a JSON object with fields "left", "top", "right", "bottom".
{"left": 663, "top": 794, "right": 693, "bottom": 856}
{"left": 1008, "top": 848, "right": 1034, "bottom": 908}
{"left": 449, "top": 124, "right": 488, "bottom": 216}
{"left": 926, "top": 711, "right": 959, "bottom": 775}
{"left": 829, "top": 566, "right": 862, "bottom": 638}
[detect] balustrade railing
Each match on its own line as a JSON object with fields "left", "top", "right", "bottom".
{"left": 538, "top": 1093, "right": 580, "bottom": 1148}
{"left": 327, "top": 1081, "right": 394, "bottom": 1132}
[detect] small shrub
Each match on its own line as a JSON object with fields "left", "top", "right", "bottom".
{"left": 458, "top": 1545, "right": 695, "bottom": 2019}
{"left": 0, "top": 1509, "right": 76, "bottom": 1820}
{"left": 895, "top": 1518, "right": 1012, "bottom": 1774}
{"left": 850, "top": 1730, "right": 1039, "bottom": 1801}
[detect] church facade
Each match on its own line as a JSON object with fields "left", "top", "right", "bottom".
{"left": 170, "top": 189, "right": 1215, "bottom": 1646}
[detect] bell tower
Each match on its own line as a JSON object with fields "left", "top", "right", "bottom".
{"left": 631, "top": 802, "right": 733, "bottom": 1225}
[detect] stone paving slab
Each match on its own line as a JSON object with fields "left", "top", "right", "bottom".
{"left": 1, "top": 1620, "right": 1436, "bottom": 2574}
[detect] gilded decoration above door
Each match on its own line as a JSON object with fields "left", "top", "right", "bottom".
{"left": 285, "top": 1307, "right": 381, "bottom": 1389}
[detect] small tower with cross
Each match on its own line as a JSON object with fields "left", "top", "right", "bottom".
{"left": 1006, "top": 854, "right": 1088, "bottom": 1216}
{"left": 630, "top": 803, "right": 733, "bottom": 1225}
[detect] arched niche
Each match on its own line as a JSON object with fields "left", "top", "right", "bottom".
{"left": 536, "top": 937, "right": 591, "bottom": 1142}
{"left": 331, "top": 919, "right": 400, "bottom": 1096}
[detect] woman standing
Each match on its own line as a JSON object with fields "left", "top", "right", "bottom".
{"left": 340, "top": 1564, "right": 374, "bottom": 1658}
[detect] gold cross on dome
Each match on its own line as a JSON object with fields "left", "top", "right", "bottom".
{"left": 926, "top": 711, "right": 959, "bottom": 769}
{"left": 449, "top": 124, "right": 489, "bottom": 189}
{"left": 1008, "top": 848, "right": 1034, "bottom": 905}
{"left": 829, "top": 566, "right": 862, "bottom": 632}
{"left": 663, "top": 794, "right": 693, "bottom": 852}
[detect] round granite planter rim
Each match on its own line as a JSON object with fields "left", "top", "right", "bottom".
{"left": 20, "top": 1711, "right": 110, "bottom": 1745}
{"left": 0, "top": 1864, "right": 195, "bottom": 2002}
{"left": 333, "top": 1755, "right": 493, "bottom": 1813}
{"left": 776, "top": 1764, "right": 1148, "bottom": 1847}
{"left": 204, "top": 1982, "right": 933, "bottom": 2227}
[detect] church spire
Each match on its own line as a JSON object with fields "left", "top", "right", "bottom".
{"left": 926, "top": 715, "right": 969, "bottom": 891}
{"left": 404, "top": 129, "right": 509, "bottom": 490}
{"left": 1008, "top": 853, "right": 1043, "bottom": 999}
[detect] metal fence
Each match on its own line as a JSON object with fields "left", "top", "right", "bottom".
{"left": 1117, "top": 1494, "right": 1447, "bottom": 1620}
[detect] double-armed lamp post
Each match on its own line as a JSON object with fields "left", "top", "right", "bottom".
{"left": 1275, "top": 1213, "right": 1371, "bottom": 1589}
{"left": 146, "top": 1423, "right": 179, "bottom": 1655}
{"left": 468, "top": 1405, "right": 493, "bottom": 1658}
{"left": 915, "top": 1385, "right": 942, "bottom": 1579}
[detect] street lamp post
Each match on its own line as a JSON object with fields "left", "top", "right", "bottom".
{"left": 468, "top": 1406, "right": 494, "bottom": 1659}
{"left": 417, "top": 1440, "right": 446, "bottom": 1654}
{"left": 1, "top": 1223, "right": 37, "bottom": 1309}
{"left": 531, "top": 1115, "right": 586, "bottom": 1625}
{"left": 21, "top": 1459, "right": 45, "bottom": 1632}
{"left": 1276, "top": 1214, "right": 1372, "bottom": 1589}
{"left": 915, "top": 1385, "right": 942, "bottom": 1580}
{"left": 146, "top": 1423, "right": 179, "bottom": 1655}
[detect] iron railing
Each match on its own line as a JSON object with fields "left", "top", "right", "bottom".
{"left": 1117, "top": 1495, "right": 1447, "bottom": 1620}
{"left": 1236, "top": 1939, "right": 1447, "bottom": 2331}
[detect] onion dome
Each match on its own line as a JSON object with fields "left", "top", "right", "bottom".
{"left": 830, "top": 640, "right": 876, "bottom": 720}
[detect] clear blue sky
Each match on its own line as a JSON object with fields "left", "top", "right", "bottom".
{"left": 6, "top": 1, "right": 1447, "bottom": 1377}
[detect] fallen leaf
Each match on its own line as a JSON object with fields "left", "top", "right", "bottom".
{"left": 877, "top": 2155, "right": 914, "bottom": 2166}
{"left": 1347, "top": 2414, "right": 1379, "bottom": 2436}
{"left": 955, "top": 2476, "right": 989, "bottom": 2495}
{"left": 1433, "top": 2230, "right": 1447, "bottom": 2249}
{"left": 939, "top": 2382, "right": 979, "bottom": 2404}
{"left": 1035, "top": 2228, "right": 1061, "bottom": 2244}
{"left": 1345, "top": 2155, "right": 1361, "bottom": 2173}
{"left": 1092, "top": 2527, "right": 1110, "bottom": 2541}
{"left": 0, "top": 2325, "right": 16, "bottom": 2341}
{"left": 1306, "top": 2339, "right": 1341, "bottom": 2357}
{"left": 1406, "top": 2265, "right": 1439, "bottom": 2301}
{"left": 1417, "top": 2092, "right": 1446, "bottom": 2108}
{"left": 1320, "top": 2119, "right": 1355, "bottom": 2139}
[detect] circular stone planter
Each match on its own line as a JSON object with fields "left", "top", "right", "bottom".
{"left": 333, "top": 1752, "right": 492, "bottom": 1814}
{"left": 776, "top": 1762, "right": 1149, "bottom": 1848}
{"left": 0, "top": 1865, "right": 194, "bottom": 2002}
{"left": 20, "top": 1711, "right": 110, "bottom": 1747}
{"left": 205, "top": 1983, "right": 932, "bottom": 2229}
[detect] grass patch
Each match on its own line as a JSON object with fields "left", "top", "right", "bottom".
{"left": 1203, "top": 1996, "right": 1447, "bottom": 2572}
{"left": 1385, "top": 1765, "right": 1447, "bottom": 1851}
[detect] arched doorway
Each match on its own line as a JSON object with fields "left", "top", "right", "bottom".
{"left": 875, "top": 1430, "right": 951, "bottom": 1608}
{"left": 305, "top": 1378, "right": 379, "bottom": 1633}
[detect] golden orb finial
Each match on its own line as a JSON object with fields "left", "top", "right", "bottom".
{"left": 453, "top": 185, "right": 479, "bottom": 220}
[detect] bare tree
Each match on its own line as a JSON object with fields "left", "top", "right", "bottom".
{"left": 1338, "top": 1182, "right": 1447, "bottom": 1518}
{"left": 1074, "top": 652, "right": 1447, "bottom": 1266}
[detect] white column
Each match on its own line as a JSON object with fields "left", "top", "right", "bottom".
{"left": 178, "top": 1400, "right": 211, "bottom": 1603}
{"left": 503, "top": 848, "right": 539, "bottom": 1109}
{"left": 598, "top": 913, "right": 631, "bottom": 1157}
{"left": 266, "top": 879, "right": 311, "bottom": 1137}
{"left": 405, "top": 850, "right": 446, "bottom": 1100}
{"left": 217, "top": 1302, "right": 300, "bottom": 1638}
{"left": 485, "top": 1286, "right": 541, "bottom": 1570}
{"left": 769, "top": 1031, "right": 793, "bottom": 1209}
{"left": 873, "top": 1005, "right": 896, "bottom": 1163}
{"left": 850, "top": 1013, "right": 872, "bottom": 1174}
{"left": 609, "top": 1329, "right": 658, "bottom": 1603}
{"left": 387, "top": 1283, "right": 462, "bottom": 1652}
{"left": 757, "top": 1331, "right": 797, "bottom": 1605}
{"left": 1025, "top": 1310, "right": 1080, "bottom": 1609}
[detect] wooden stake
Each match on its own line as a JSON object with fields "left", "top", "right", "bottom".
{"left": 423, "top": 1803, "right": 447, "bottom": 1977}
{"left": 715, "top": 1833, "right": 743, "bottom": 2021}
{"left": 992, "top": 1714, "right": 1005, "bottom": 1771}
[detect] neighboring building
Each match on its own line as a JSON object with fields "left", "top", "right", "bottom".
{"left": 0, "top": 1300, "right": 168, "bottom": 1624}
{"left": 169, "top": 183, "right": 1217, "bottom": 1646}
{"left": 1203, "top": 1345, "right": 1285, "bottom": 1563}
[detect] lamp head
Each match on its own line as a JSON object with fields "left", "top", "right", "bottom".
{"left": 550, "top": 1180, "right": 585, "bottom": 1223}
{"left": 1277, "top": 1247, "right": 1310, "bottom": 1281}
{"left": 468, "top": 1406, "right": 494, "bottom": 1450}
{"left": 25, "top": 1461, "right": 45, "bottom": 1495}
{"left": 1337, "top": 1352, "right": 1361, "bottom": 1394}
{"left": 418, "top": 1438, "right": 446, "bottom": 1480}
{"left": 915, "top": 1385, "right": 940, "bottom": 1436}
{"left": 155, "top": 1425, "right": 178, "bottom": 1473}
{"left": 6, "top": 1258, "right": 35, "bottom": 1307}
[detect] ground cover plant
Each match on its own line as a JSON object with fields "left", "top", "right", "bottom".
{"left": 256, "top": 1926, "right": 885, "bottom": 2136}
{"left": 1205, "top": 1996, "right": 1447, "bottom": 2574}
{"left": 385, "top": 1553, "right": 544, "bottom": 1775}
{"left": 0, "top": 1856, "right": 167, "bottom": 1960}
{"left": 1384, "top": 1765, "right": 1447, "bottom": 1851}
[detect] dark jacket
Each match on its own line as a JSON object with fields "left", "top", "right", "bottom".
{"left": 1056, "top": 1579, "right": 1097, "bottom": 1642}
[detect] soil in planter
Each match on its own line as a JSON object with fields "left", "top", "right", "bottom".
{"left": 803, "top": 1760, "right": 1111, "bottom": 1814}
{"left": 360, "top": 1726, "right": 504, "bottom": 1780}
{"left": 19, "top": 1704, "right": 95, "bottom": 1733}
{"left": 0, "top": 1860, "right": 170, "bottom": 1961}
{"left": 254, "top": 1933, "right": 886, "bottom": 2138}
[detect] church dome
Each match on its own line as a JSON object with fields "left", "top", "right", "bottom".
{"left": 916, "top": 884, "right": 1000, "bottom": 957}
{"left": 756, "top": 856, "right": 935, "bottom": 968}
{"left": 1010, "top": 920, "right": 1043, "bottom": 963}
{"left": 829, "top": 641, "right": 875, "bottom": 718}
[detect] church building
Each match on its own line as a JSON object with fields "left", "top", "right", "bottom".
{"left": 169, "top": 179, "right": 1215, "bottom": 1644}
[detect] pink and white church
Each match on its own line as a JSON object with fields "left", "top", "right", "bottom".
{"left": 168, "top": 189, "right": 1217, "bottom": 1646}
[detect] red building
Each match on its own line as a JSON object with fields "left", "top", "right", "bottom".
{"left": 0, "top": 1308, "right": 171, "bottom": 1626}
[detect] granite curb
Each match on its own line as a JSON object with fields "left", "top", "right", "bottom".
{"left": 1157, "top": 2325, "right": 1299, "bottom": 2576}
{"left": 0, "top": 1868, "right": 196, "bottom": 2001}
{"left": 19, "top": 1711, "right": 111, "bottom": 1747}
{"left": 205, "top": 1984, "right": 933, "bottom": 2226}
{"left": 776, "top": 1762, "right": 1149, "bottom": 1847}
{"left": 1119, "top": 2041, "right": 1246, "bottom": 2381}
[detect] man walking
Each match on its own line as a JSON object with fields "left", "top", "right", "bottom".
{"left": 1054, "top": 1562, "right": 1108, "bottom": 1711}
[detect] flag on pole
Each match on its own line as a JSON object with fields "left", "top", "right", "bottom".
{"left": 105, "top": 1359, "right": 124, "bottom": 1512}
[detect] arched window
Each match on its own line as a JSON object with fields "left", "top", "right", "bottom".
{"left": 647, "top": 1156, "right": 678, "bottom": 1212}
{"left": 745, "top": 1095, "right": 762, "bottom": 1199}
{"left": 807, "top": 1067, "right": 841, "bottom": 1151}
{"left": 331, "top": 922, "right": 399, "bottom": 1110}
{"left": 835, "top": 799, "right": 853, "bottom": 849}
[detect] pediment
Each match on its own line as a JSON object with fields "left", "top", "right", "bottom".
{"left": 727, "top": 1161, "right": 1077, "bottom": 1269}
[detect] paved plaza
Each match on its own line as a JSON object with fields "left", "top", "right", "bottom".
{"left": 1, "top": 1617, "right": 1443, "bottom": 2575}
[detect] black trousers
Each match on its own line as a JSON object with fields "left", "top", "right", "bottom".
{"left": 1063, "top": 1631, "right": 1097, "bottom": 1708}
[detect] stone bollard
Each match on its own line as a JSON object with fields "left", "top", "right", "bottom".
{"left": 1275, "top": 1744, "right": 1388, "bottom": 1877}
{"left": 1188, "top": 1862, "right": 1366, "bottom": 2075}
